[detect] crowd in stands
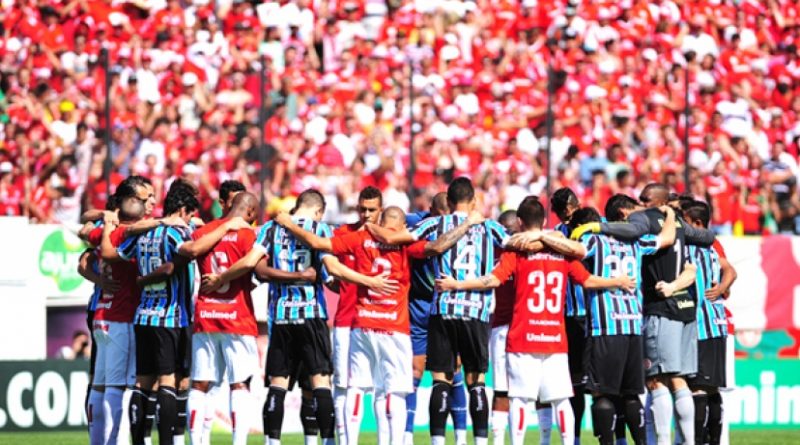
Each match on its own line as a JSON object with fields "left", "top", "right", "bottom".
{"left": 1, "top": 0, "right": 800, "bottom": 234}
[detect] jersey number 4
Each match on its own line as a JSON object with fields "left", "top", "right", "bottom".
{"left": 527, "top": 271, "right": 563, "bottom": 314}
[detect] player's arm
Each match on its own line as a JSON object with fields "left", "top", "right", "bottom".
{"left": 365, "top": 223, "right": 416, "bottom": 245}
{"left": 321, "top": 255, "right": 400, "bottom": 296}
{"left": 80, "top": 209, "right": 113, "bottom": 224}
{"left": 201, "top": 246, "right": 265, "bottom": 293}
{"left": 136, "top": 262, "right": 175, "bottom": 287}
{"left": 423, "top": 211, "right": 485, "bottom": 256}
{"left": 655, "top": 205, "right": 677, "bottom": 247}
{"left": 123, "top": 215, "right": 187, "bottom": 239}
{"left": 581, "top": 274, "right": 636, "bottom": 292}
{"left": 707, "top": 255, "right": 737, "bottom": 301}
{"left": 254, "top": 257, "right": 317, "bottom": 283}
{"left": 541, "top": 231, "right": 587, "bottom": 258}
{"left": 178, "top": 217, "right": 250, "bottom": 259}
{"left": 78, "top": 250, "right": 121, "bottom": 293}
{"left": 99, "top": 217, "right": 123, "bottom": 262}
{"left": 577, "top": 211, "right": 650, "bottom": 241}
{"left": 504, "top": 232, "right": 545, "bottom": 252}
{"left": 273, "top": 213, "right": 333, "bottom": 251}
{"left": 78, "top": 222, "right": 96, "bottom": 242}
{"left": 435, "top": 250, "right": 514, "bottom": 291}
{"left": 656, "top": 263, "right": 697, "bottom": 298}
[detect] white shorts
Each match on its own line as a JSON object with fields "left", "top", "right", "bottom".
{"left": 490, "top": 325, "right": 509, "bottom": 393}
{"left": 722, "top": 334, "right": 736, "bottom": 391}
{"left": 348, "top": 328, "right": 413, "bottom": 394}
{"left": 508, "top": 352, "right": 573, "bottom": 402}
{"left": 93, "top": 321, "right": 136, "bottom": 387}
{"left": 333, "top": 326, "right": 351, "bottom": 388}
{"left": 191, "top": 332, "right": 258, "bottom": 384}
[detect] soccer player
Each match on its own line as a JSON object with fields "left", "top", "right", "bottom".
{"left": 101, "top": 180, "right": 250, "bottom": 445}
{"left": 369, "top": 178, "right": 507, "bottom": 445}
{"left": 201, "top": 189, "right": 399, "bottom": 445}
{"left": 568, "top": 205, "right": 678, "bottom": 445}
{"left": 550, "top": 187, "right": 582, "bottom": 445}
{"left": 682, "top": 201, "right": 738, "bottom": 445}
{"left": 331, "top": 186, "right": 383, "bottom": 443}
{"left": 275, "top": 205, "right": 483, "bottom": 445}
{"left": 436, "top": 196, "right": 635, "bottom": 445}
{"left": 573, "top": 186, "right": 716, "bottom": 445}
{"left": 402, "top": 192, "right": 470, "bottom": 445}
{"left": 84, "top": 196, "right": 150, "bottom": 445}
{"left": 219, "top": 180, "right": 247, "bottom": 213}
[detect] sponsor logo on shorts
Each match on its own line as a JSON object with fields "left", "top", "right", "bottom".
{"left": 677, "top": 300, "right": 695, "bottom": 309}
{"left": 358, "top": 309, "right": 398, "bottom": 320}
{"left": 526, "top": 333, "right": 561, "bottom": 343}
{"left": 200, "top": 310, "right": 238, "bottom": 320}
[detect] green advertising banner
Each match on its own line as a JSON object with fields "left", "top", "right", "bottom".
{"left": 1, "top": 359, "right": 799, "bottom": 432}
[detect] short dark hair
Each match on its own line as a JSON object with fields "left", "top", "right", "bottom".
{"left": 115, "top": 175, "right": 152, "bottom": 199}
{"left": 296, "top": 189, "right": 326, "bottom": 212}
{"left": 517, "top": 196, "right": 545, "bottom": 229}
{"left": 568, "top": 207, "right": 602, "bottom": 234}
{"left": 605, "top": 194, "right": 639, "bottom": 222}
{"left": 164, "top": 180, "right": 200, "bottom": 216}
{"left": 683, "top": 200, "right": 711, "bottom": 228}
{"left": 551, "top": 187, "right": 579, "bottom": 219}
{"left": 639, "top": 183, "right": 669, "bottom": 204}
{"left": 447, "top": 177, "right": 475, "bottom": 206}
{"left": 219, "top": 180, "right": 246, "bottom": 202}
{"left": 358, "top": 186, "right": 383, "bottom": 205}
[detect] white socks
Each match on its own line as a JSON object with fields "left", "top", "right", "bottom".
{"left": 455, "top": 429, "right": 468, "bottom": 445}
{"left": 492, "top": 409, "right": 509, "bottom": 445}
{"left": 103, "top": 387, "right": 124, "bottom": 444}
{"left": 230, "top": 388, "right": 251, "bottom": 445}
{"left": 374, "top": 392, "right": 390, "bottom": 445}
{"left": 386, "top": 393, "right": 407, "bottom": 445}
{"left": 188, "top": 389, "right": 207, "bottom": 445}
{"left": 344, "top": 388, "right": 365, "bottom": 445}
{"left": 538, "top": 405, "right": 554, "bottom": 445}
{"left": 89, "top": 389, "right": 105, "bottom": 445}
{"left": 552, "top": 398, "right": 575, "bottom": 445}
{"left": 334, "top": 386, "right": 347, "bottom": 445}
{"left": 509, "top": 397, "right": 530, "bottom": 445}
{"left": 674, "top": 389, "right": 695, "bottom": 445}
{"left": 651, "top": 387, "right": 674, "bottom": 445}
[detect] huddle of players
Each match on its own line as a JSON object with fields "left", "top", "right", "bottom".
{"left": 78, "top": 173, "right": 736, "bottom": 445}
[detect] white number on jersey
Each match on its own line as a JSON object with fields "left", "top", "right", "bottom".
{"left": 368, "top": 257, "right": 392, "bottom": 297}
{"left": 527, "top": 271, "right": 564, "bottom": 314}
{"left": 454, "top": 244, "right": 477, "bottom": 278}
{"left": 210, "top": 252, "right": 231, "bottom": 293}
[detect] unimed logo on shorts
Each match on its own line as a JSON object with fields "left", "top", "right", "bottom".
{"left": 38, "top": 230, "right": 87, "bottom": 292}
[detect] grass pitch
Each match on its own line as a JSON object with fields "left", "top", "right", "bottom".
{"left": 0, "top": 430, "right": 797, "bottom": 444}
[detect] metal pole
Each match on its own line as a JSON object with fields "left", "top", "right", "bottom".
{"left": 683, "top": 63, "right": 691, "bottom": 189}
{"left": 407, "top": 56, "right": 416, "bottom": 212}
{"left": 102, "top": 48, "right": 112, "bottom": 199}
{"left": 545, "top": 60, "right": 554, "bottom": 212}
{"left": 259, "top": 54, "right": 268, "bottom": 221}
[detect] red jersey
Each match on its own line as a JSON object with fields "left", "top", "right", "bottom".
{"left": 193, "top": 219, "right": 258, "bottom": 336}
{"left": 492, "top": 270, "right": 515, "bottom": 328}
{"left": 330, "top": 231, "right": 424, "bottom": 334}
{"left": 492, "top": 249, "right": 590, "bottom": 354}
{"left": 87, "top": 226, "right": 140, "bottom": 323}
{"left": 333, "top": 223, "right": 360, "bottom": 327}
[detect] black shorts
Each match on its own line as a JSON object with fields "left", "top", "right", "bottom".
{"left": 178, "top": 326, "right": 192, "bottom": 377}
{"left": 87, "top": 310, "right": 97, "bottom": 375}
{"left": 135, "top": 325, "right": 183, "bottom": 376}
{"left": 288, "top": 363, "right": 313, "bottom": 392}
{"left": 688, "top": 337, "right": 727, "bottom": 389}
{"left": 266, "top": 319, "right": 333, "bottom": 380}
{"left": 426, "top": 316, "right": 490, "bottom": 374}
{"left": 566, "top": 316, "right": 588, "bottom": 386}
{"left": 585, "top": 335, "right": 644, "bottom": 396}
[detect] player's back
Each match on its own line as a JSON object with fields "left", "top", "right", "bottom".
{"left": 257, "top": 218, "right": 332, "bottom": 323}
{"left": 333, "top": 223, "right": 360, "bottom": 328}
{"left": 120, "top": 225, "right": 194, "bottom": 328}
{"left": 688, "top": 244, "right": 726, "bottom": 340}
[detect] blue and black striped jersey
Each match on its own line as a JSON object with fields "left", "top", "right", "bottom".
{"left": 688, "top": 244, "right": 727, "bottom": 339}
{"left": 409, "top": 216, "right": 437, "bottom": 301}
{"left": 411, "top": 213, "right": 509, "bottom": 322}
{"left": 255, "top": 218, "right": 333, "bottom": 324}
{"left": 87, "top": 254, "right": 102, "bottom": 312}
{"left": 581, "top": 233, "right": 660, "bottom": 336}
{"left": 118, "top": 225, "right": 195, "bottom": 328}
